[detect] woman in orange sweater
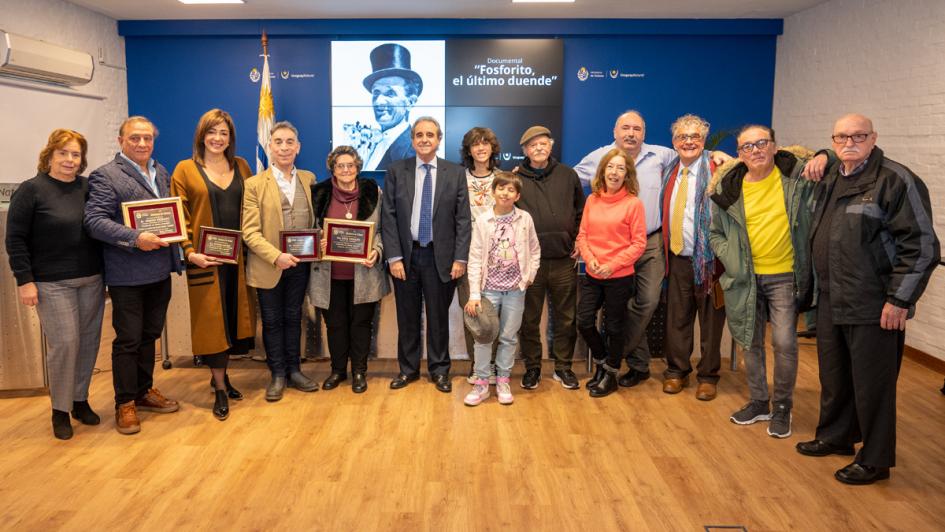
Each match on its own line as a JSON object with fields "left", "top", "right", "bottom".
{"left": 575, "top": 147, "right": 647, "bottom": 398}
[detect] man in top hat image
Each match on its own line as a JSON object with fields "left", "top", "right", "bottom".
{"left": 362, "top": 43, "right": 424, "bottom": 171}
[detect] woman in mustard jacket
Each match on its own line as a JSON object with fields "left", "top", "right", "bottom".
{"left": 170, "top": 109, "right": 256, "bottom": 421}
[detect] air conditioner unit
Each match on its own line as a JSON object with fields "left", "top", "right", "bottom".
{"left": 0, "top": 30, "right": 94, "bottom": 86}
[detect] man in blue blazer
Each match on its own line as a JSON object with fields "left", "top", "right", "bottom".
{"left": 382, "top": 116, "right": 471, "bottom": 393}
{"left": 85, "top": 116, "right": 183, "bottom": 435}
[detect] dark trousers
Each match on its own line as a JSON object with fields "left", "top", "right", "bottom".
{"left": 109, "top": 277, "right": 172, "bottom": 405}
{"left": 663, "top": 253, "right": 725, "bottom": 383}
{"left": 520, "top": 257, "right": 577, "bottom": 371}
{"left": 324, "top": 279, "right": 377, "bottom": 375}
{"left": 257, "top": 264, "right": 310, "bottom": 377}
{"left": 392, "top": 244, "right": 455, "bottom": 377}
{"left": 623, "top": 231, "right": 664, "bottom": 371}
{"left": 815, "top": 290, "right": 904, "bottom": 468}
{"left": 577, "top": 274, "right": 635, "bottom": 370}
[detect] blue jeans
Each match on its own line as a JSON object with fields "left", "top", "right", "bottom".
{"left": 474, "top": 289, "right": 526, "bottom": 379}
{"left": 257, "top": 264, "right": 310, "bottom": 377}
{"left": 744, "top": 272, "right": 799, "bottom": 408}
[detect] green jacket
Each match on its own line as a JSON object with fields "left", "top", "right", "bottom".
{"left": 708, "top": 146, "right": 817, "bottom": 349}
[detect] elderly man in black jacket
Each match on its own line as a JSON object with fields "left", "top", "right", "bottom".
{"left": 513, "top": 126, "right": 586, "bottom": 390}
{"left": 796, "top": 113, "right": 940, "bottom": 485}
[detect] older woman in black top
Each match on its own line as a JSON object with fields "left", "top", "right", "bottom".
{"left": 307, "top": 146, "right": 388, "bottom": 393}
{"left": 5, "top": 129, "right": 105, "bottom": 440}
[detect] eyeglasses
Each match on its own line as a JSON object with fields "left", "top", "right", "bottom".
{"left": 673, "top": 133, "right": 704, "bottom": 142}
{"left": 737, "top": 139, "right": 772, "bottom": 154}
{"left": 831, "top": 132, "right": 872, "bottom": 144}
{"left": 334, "top": 163, "right": 357, "bottom": 170}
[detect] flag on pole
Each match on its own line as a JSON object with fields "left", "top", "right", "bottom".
{"left": 256, "top": 33, "right": 274, "bottom": 174}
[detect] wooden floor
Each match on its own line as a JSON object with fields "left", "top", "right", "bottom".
{"left": 1, "top": 330, "right": 944, "bottom": 531}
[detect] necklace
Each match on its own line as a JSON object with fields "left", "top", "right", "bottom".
{"left": 342, "top": 200, "right": 354, "bottom": 219}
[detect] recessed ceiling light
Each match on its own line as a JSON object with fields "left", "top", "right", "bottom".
{"left": 178, "top": 0, "right": 245, "bottom": 4}
{"left": 512, "top": 0, "right": 576, "bottom": 3}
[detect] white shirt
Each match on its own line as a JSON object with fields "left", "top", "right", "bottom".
{"left": 366, "top": 120, "right": 409, "bottom": 171}
{"left": 410, "top": 156, "right": 437, "bottom": 241}
{"left": 271, "top": 165, "right": 298, "bottom": 206}
{"left": 668, "top": 156, "right": 701, "bottom": 257}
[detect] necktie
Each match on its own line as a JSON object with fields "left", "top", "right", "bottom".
{"left": 670, "top": 167, "right": 689, "bottom": 255}
{"left": 419, "top": 163, "right": 433, "bottom": 246}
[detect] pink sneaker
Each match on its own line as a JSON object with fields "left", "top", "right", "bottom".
{"left": 463, "top": 380, "right": 490, "bottom": 406}
{"left": 496, "top": 377, "right": 514, "bottom": 405}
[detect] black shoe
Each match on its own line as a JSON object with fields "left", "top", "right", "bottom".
{"left": 210, "top": 374, "right": 243, "bottom": 400}
{"left": 521, "top": 368, "right": 541, "bottom": 390}
{"left": 212, "top": 390, "right": 229, "bottom": 421}
{"left": 71, "top": 401, "right": 100, "bottom": 425}
{"left": 585, "top": 364, "right": 607, "bottom": 389}
{"left": 52, "top": 410, "right": 73, "bottom": 440}
{"left": 432, "top": 374, "right": 452, "bottom": 393}
{"left": 352, "top": 373, "right": 367, "bottom": 393}
{"left": 323, "top": 373, "right": 347, "bottom": 390}
{"left": 796, "top": 439, "right": 855, "bottom": 457}
{"left": 797, "top": 329, "right": 817, "bottom": 338}
{"left": 553, "top": 368, "right": 580, "bottom": 389}
{"left": 589, "top": 372, "right": 618, "bottom": 398}
{"left": 390, "top": 373, "right": 420, "bottom": 390}
{"left": 288, "top": 371, "right": 319, "bottom": 392}
{"left": 618, "top": 368, "right": 650, "bottom": 388}
{"left": 835, "top": 462, "right": 890, "bottom": 485}
{"left": 266, "top": 375, "right": 286, "bottom": 402}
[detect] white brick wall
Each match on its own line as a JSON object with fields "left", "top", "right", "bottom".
{"left": 0, "top": 0, "right": 127, "bottom": 167}
{"left": 773, "top": 0, "right": 945, "bottom": 360}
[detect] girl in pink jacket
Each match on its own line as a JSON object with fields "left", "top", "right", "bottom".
{"left": 463, "top": 172, "right": 541, "bottom": 406}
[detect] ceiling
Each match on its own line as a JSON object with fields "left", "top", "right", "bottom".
{"left": 67, "top": 0, "right": 830, "bottom": 20}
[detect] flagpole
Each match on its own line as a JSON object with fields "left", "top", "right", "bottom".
{"left": 256, "top": 31, "right": 274, "bottom": 174}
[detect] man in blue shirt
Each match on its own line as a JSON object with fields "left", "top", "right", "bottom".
{"left": 575, "top": 110, "right": 729, "bottom": 389}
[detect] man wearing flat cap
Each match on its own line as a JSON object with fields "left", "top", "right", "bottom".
{"left": 513, "top": 126, "right": 585, "bottom": 390}
{"left": 363, "top": 43, "right": 423, "bottom": 171}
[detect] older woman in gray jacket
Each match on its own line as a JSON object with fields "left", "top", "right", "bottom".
{"left": 308, "top": 146, "right": 389, "bottom": 393}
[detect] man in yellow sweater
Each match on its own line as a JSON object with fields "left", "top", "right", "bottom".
{"left": 709, "top": 125, "right": 818, "bottom": 439}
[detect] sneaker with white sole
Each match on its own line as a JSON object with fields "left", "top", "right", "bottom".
{"left": 467, "top": 364, "right": 497, "bottom": 385}
{"left": 463, "top": 380, "right": 490, "bottom": 406}
{"left": 767, "top": 403, "right": 792, "bottom": 438}
{"left": 730, "top": 400, "right": 772, "bottom": 425}
{"left": 496, "top": 377, "right": 514, "bottom": 405}
{"left": 553, "top": 369, "right": 580, "bottom": 390}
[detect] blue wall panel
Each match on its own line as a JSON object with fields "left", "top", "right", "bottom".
{"left": 124, "top": 20, "right": 777, "bottom": 180}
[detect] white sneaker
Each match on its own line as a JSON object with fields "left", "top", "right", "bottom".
{"left": 463, "top": 380, "right": 490, "bottom": 406}
{"left": 496, "top": 377, "right": 514, "bottom": 405}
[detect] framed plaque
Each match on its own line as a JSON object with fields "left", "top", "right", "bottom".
{"left": 121, "top": 197, "right": 186, "bottom": 243}
{"left": 197, "top": 226, "right": 241, "bottom": 265}
{"left": 322, "top": 218, "right": 375, "bottom": 263}
{"left": 280, "top": 230, "right": 320, "bottom": 262}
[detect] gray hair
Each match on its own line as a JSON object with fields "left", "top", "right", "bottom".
{"left": 671, "top": 114, "right": 710, "bottom": 137}
{"left": 271, "top": 120, "right": 299, "bottom": 139}
{"left": 413, "top": 116, "right": 442, "bottom": 139}
{"left": 615, "top": 109, "right": 645, "bottom": 130}
{"left": 119, "top": 116, "right": 158, "bottom": 138}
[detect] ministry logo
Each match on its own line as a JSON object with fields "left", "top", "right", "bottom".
{"left": 249, "top": 68, "right": 261, "bottom": 83}
{"left": 609, "top": 69, "right": 619, "bottom": 79}
{"left": 577, "top": 67, "right": 589, "bottom": 82}
{"left": 502, "top": 153, "right": 512, "bottom": 161}
{"left": 280, "top": 70, "right": 290, "bottom": 80}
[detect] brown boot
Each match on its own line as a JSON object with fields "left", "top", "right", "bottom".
{"left": 135, "top": 388, "right": 180, "bottom": 413}
{"left": 115, "top": 401, "right": 141, "bottom": 435}
{"left": 696, "top": 382, "right": 718, "bottom": 401}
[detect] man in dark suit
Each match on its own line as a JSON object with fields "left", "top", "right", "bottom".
{"left": 84, "top": 116, "right": 183, "bottom": 435}
{"left": 363, "top": 43, "right": 421, "bottom": 171}
{"left": 382, "top": 116, "right": 471, "bottom": 393}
